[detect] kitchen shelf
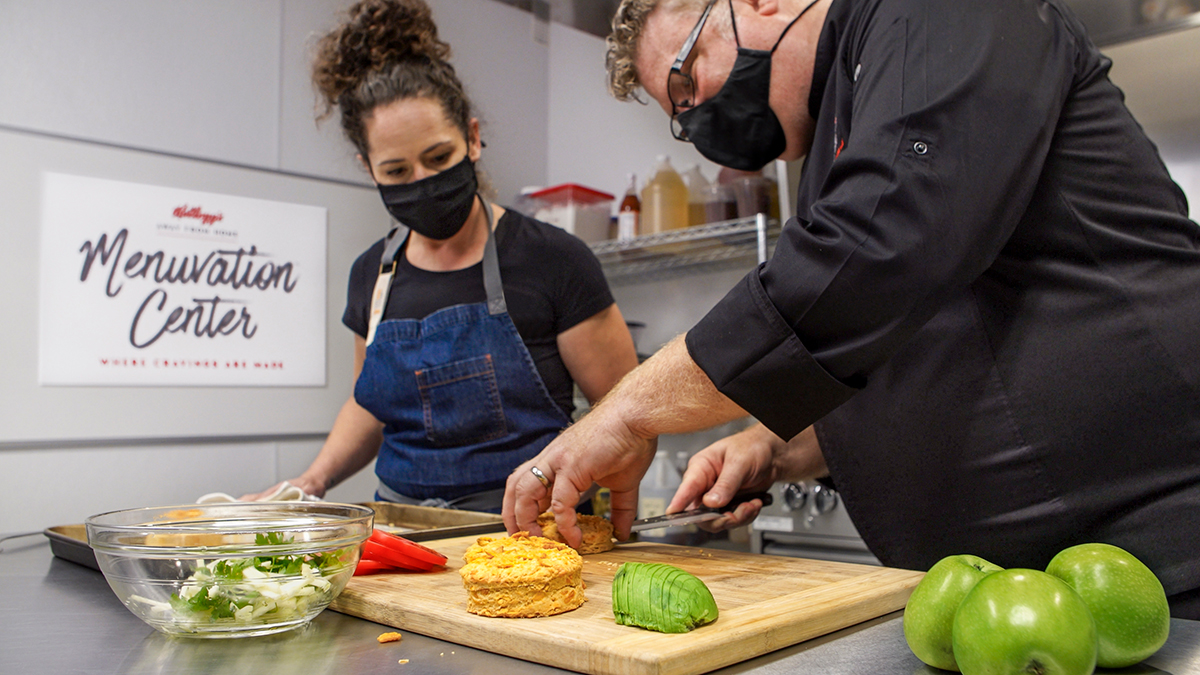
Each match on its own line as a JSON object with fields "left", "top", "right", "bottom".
{"left": 588, "top": 214, "right": 781, "bottom": 285}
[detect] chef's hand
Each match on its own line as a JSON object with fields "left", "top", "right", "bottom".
{"left": 504, "top": 335, "right": 749, "bottom": 549}
{"left": 670, "top": 424, "right": 827, "bottom": 531}
{"left": 668, "top": 423, "right": 783, "bottom": 531}
{"left": 503, "top": 397, "right": 658, "bottom": 549}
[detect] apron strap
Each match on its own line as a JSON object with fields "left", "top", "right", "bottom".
{"left": 366, "top": 195, "right": 505, "bottom": 346}
{"left": 479, "top": 198, "right": 507, "bottom": 316}
{"left": 366, "top": 224, "right": 408, "bottom": 346}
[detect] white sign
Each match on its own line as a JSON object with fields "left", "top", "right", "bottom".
{"left": 39, "top": 173, "right": 328, "bottom": 386}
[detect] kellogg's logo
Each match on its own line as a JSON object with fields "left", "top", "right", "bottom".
{"left": 162, "top": 204, "right": 236, "bottom": 240}
{"left": 173, "top": 204, "right": 224, "bottom": 226}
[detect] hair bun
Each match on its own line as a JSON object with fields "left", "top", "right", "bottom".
{"left": 314, "top": 0, "right": 451, "bottom": 112}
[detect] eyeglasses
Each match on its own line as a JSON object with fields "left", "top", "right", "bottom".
{"left": 668, "top": 0, "right": 718, "bottom": 141}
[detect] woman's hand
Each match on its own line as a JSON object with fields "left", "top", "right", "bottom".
{"left": 238, "top": 482, "right": 293, "bottom": 502}
{"left": 238, "top": 476, "right": 326, "bottom": 501}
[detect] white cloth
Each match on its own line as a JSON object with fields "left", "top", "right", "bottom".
{"left": 196, "top": 481, "right": 321, "bottom": 504}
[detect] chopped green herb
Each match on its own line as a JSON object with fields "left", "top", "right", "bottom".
{"left": 149, "top": 532, "right": 353, "bottom": 630}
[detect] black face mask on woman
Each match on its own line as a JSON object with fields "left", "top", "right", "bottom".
{"left": 674, "top": 0, "right": 819, "bottom": 171}
{"left": 377, "top": 155, "right": 479, "bottom": 240}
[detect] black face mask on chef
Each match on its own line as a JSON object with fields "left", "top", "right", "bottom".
{"left": 672, "top": 0, "right": 819, "bottom": 172}
{"left": 376, "top": 156, "right": 479, "bottom": 240}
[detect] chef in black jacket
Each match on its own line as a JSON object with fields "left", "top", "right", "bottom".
{"left": 503, "top": 0, "right": 1200, "bottom": 618}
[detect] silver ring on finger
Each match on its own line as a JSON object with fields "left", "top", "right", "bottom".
{"left": 530, "top": 466, "right": 551, "bottom": 489}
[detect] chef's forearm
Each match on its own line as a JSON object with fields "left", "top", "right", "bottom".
{"left": 608, "top": 334, "right": 748, "bottom": 440}
{"left": 298, "top": 396, "right": 383, "bottom": 496}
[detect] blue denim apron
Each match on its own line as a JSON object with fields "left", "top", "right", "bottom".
{"left": 355, "top": 198, "right": 571, "bottom": 512}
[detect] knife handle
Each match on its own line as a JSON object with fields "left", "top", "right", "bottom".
{"left": 718, "top": 491, "right": 773, "bottom": 513}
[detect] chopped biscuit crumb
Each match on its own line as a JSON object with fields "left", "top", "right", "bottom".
{"left": 377, "top": 631, "right": 403, "bottom": 644}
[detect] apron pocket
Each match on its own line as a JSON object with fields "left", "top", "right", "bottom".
{"left": 415, "top": 354, "right": 508, "bottom": 447}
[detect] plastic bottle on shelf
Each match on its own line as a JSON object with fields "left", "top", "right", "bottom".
{"left": 703, "top": 182, "right": 738, "bottom": 223}
{"left": 719, "top": 167, "right": 780, "bottom": 221}
{"left": 733, "top": 175, "right": 772, "bottom": 219}
{"left": 681, "top": 164, "right": 711, "bottom": 227}
{"left": 640, "top": 155, "right": 688, "bottom": 234}
{"left": 617, "top": 173, "right": 640, "bottom": 241}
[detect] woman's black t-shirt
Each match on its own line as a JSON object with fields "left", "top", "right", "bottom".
{"left": 343, "top": 209, "right": 614, "bottom": 417}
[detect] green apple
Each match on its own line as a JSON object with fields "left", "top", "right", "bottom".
{"left": 903, "top": 554, "right": 1004, "bottom": 671}
{"left": 1046, "top": 543, "right": 1170, "bottom": 668}
{"left": 952, "top": 569, "right": 1097, "bottom": 675}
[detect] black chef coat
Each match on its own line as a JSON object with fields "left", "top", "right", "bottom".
{"left": 686, "top": 0, "right": 1200, "bottom": 602}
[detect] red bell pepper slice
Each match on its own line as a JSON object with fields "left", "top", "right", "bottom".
{"left": 360, "top": 539, "right": 433, "bottom": 571}
{"left": 353, "top": 559, "right": 396, "bottom": 576}
{"left": 367, "top": 529, "right": 448, "bottom": 568}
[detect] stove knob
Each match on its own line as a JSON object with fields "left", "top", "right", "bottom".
{"left": 809, "top": 484, "right": 839, "bottom": 515}
{"left": 782, "top": 482, "right": 807, "bottom": 511}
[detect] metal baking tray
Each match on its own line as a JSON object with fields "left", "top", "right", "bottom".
{"left": 44, "top": 524, "right": 98, "bottom": 571}
{"left": 44, "top": 502, "right": 505, "bottom": 570}
{"left": 363, "top": 502, "right": 505, "bottom": 541}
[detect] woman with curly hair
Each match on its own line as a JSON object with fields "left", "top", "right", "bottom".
{"left": 246, "top": 0, "right": 637, "bottom": 512}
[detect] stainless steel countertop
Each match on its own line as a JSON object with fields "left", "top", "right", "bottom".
{"left": 3, "top": 533, "right": 1197, "bottom": 674}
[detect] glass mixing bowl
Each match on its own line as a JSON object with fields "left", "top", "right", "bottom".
{"left": 85, "top": 502, "right": 373, "bottom": 638}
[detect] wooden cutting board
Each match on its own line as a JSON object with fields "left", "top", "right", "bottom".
{"left": 330, "top": 533, "right": 923, "bottom": 675}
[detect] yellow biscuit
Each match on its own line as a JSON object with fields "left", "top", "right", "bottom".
{"left": 144, "top": 508, "right": 242, "bottom": 547}
{"left": 537, "top": 512, "right": 615, "bottom": 554}
{"left": 459, "top": 532, "right": 585, "bottom": 618}
{"left": 143, "top": 532, "right": 253, "bottom": 547}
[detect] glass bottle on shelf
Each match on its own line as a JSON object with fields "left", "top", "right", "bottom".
{"left": 617, "top": 173, "right": 640, "bottom": 241}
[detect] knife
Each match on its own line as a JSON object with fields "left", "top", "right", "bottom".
{"left": 628, "top": 491, "right": 773, "bottom": 532}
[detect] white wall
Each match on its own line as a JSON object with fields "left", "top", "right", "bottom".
{"left": 0, "top": 439, "right": 381, "bottom": 533}
{"left": 0, "top": 0, "right": 286, "bottom": 168}
{"left": 434, "top": 0, "right": 550, "bottom": 203}
{"left": 545, "top": 20, "right": 724, "bottom": 203}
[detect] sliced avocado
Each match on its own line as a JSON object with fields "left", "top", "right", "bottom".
{"left": 611, "top": 562, "right": 718, "bottom": 633}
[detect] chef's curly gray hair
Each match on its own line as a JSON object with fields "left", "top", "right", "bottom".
{"left": 605, "top": 0, "right": 731, "bottom": 101}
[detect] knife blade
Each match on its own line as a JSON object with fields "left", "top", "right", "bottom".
{"left": 628, "top": 491, "right": 773, "bottom": 532}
